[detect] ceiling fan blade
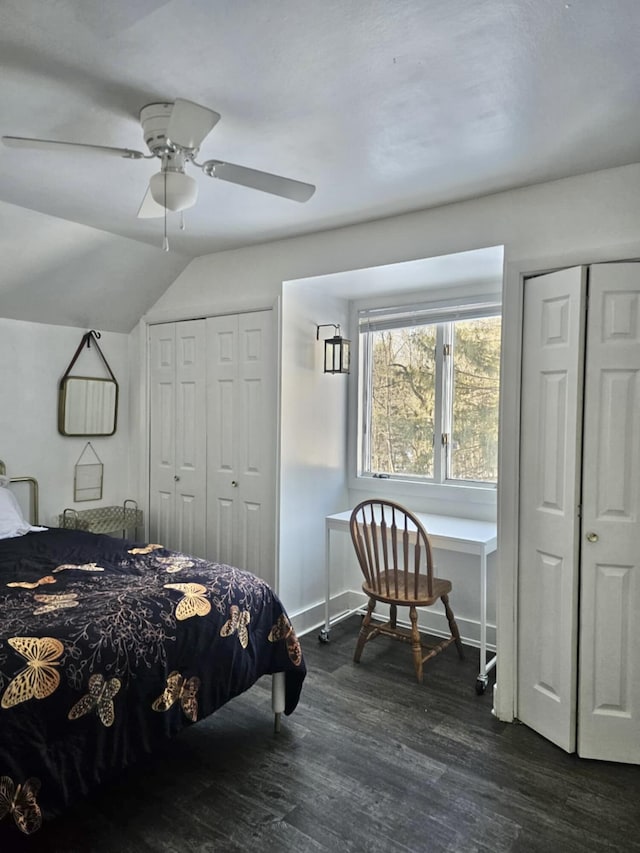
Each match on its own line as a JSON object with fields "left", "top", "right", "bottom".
{"left": 137, "top": 187, "right": 166, "bottom": 219}
{"left": 166, "top": 99, "right": 220, "bottom": 150}
{"left": 201, "top": 159, "right": 315, "bottom": 202}
{"left": 2, "top": 136, "right": 145, "bottom": 159}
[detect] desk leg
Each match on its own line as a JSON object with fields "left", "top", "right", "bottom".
{"left": 319, "top": 523, "right": 331, "bottom": 643}
{"left": 476, "top": 547, "right": 497, "bottom": 694}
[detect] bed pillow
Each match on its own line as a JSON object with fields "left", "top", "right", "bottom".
{"left": 0, "top": 485, "right": 45, "bottom": 539}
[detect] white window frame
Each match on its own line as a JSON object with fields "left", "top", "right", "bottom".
{"left": 354, "top": 294, "right": 501, "bottom": 498}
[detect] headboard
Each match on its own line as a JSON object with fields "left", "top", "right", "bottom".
{"left": 0, "top": 459, "right": 40, "bottom": 525}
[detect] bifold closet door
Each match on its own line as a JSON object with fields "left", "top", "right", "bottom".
{"left": 206, "top": 311, "right": 275, "bottom": 587}
{"left": 519, "top": 262, "right": 640, "bottom": 763}
{"left": 149, "top": 320, "right": 207, "bottom": 557}
{"left": 517, "top": 266, "right": 587, "bottom": 753}
{"left": 577, "top": 262, "right": 640, "bottom": 763}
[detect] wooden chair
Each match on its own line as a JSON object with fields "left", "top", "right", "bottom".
{"left": 349, "top": 499, "right": 464, "bottom": 682}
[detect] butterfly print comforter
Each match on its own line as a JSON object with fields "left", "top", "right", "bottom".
{"left": 0, "top": 528, "right": 306, "bottom": 837}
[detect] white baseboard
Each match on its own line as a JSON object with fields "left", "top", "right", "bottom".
{"left": 292, "top": 589, "right": 496, "bottom": 651}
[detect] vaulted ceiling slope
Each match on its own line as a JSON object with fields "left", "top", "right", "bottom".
{"left": 1, "top": 1, "right": 639, "bottom": 331}
{"left": 0, "top": 201, "right": 190, "bottom": 332}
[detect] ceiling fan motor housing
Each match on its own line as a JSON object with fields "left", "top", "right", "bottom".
{"left": 139, "top": 102, "right": 175, "bottom": 155}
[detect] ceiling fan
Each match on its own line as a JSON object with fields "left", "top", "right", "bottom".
{"left": 2, "top": 98, "right": 316, "bottom": 237}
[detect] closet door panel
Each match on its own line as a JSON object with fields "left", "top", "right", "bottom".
{"left": 210, "top": 328, "right": 237, "bottom": 481}
{"left": 157, "top": 385, "right": 175, "bottom": 466}
{"left": 206, "top": 312, "right": 275, "bottom": 587}
{"left": 578, "top": 263, "right": 640, "bottom": 763}
{"left": 174, "top": 321, "right": 207, "bottom": 557}
{"left": 149, "top": 325, "right": 176, "bottom": 546}
{"left": 239, "top": 500, "right": 263, "bottom": 576}
{"left": 175, "top": 493, "right": 199, "bottom": 556}
{"left": 154, "top": 490, "right": 174, "bottom": 548}
{"left": 518, "top": 267, "right": 586, "bottom": 752}
{"left": 237, "top": 312, "right": 275, "bottom": 585}
{"left": 206, "top": 315, "right": 239, "bottom": 565}
{"left": 149, "top": 321, "right": 206, "bottom": 555}
{"left": 216, "top": 381, "right": 236, "bottom": 473}
{"left": 214, "top": 498, "right": 235, "bottom": 566}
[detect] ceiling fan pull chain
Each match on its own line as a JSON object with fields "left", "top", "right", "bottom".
{"left": 162, "top": 174, "right": 169, "bottom": 251}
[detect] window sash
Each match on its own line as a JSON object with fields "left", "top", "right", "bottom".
{"left": 359, "top": 301, "right": 501, "bottom": 486}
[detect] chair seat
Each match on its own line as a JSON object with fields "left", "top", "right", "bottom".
{"left": 362, "top": 573, "right": 452, "bottom": 607}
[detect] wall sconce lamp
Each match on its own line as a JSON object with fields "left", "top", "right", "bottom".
{"left": 316, "top": 324, "right": 351, "bottom": 374}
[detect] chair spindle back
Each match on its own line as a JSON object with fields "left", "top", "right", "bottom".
{"left": 349, "top": 499, "right": 434, "bottom": 600}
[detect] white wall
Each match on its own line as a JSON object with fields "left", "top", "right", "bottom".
{"left": 0, "top": 319, "right": 131, "bottom": 526}
{"left": 280, "top": 250, "right": 504, "bottom": 524}
{"left": 278, "top": 283, "right": 350, "bottom": 629}
{"left": 147, "top": 164, "right": 640, "bottom": 325}
{"left": 142, "top": 162, "right": 640, "bottom": 705}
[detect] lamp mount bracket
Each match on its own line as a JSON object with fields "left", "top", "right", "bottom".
{"left": 316, "top": 323, "right": 341, "bottom": 340}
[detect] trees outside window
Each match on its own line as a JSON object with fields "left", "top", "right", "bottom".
{"left": 361, "top": 311, "right": 501, "bottom": 485}
{"left": 449, "top": 316, "right": 501, "bottom": 482}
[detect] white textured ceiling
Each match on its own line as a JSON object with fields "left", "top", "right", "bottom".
{"left": 1, "top": 0, "right": 639, "bottom": 330}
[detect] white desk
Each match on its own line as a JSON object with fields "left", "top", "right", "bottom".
{"left": 322, "top": 509, "right": 497, "bottom": 692}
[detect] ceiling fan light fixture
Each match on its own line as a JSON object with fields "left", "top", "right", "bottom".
{"left": 149, "top": 170, "right": 198, "bottom": 212}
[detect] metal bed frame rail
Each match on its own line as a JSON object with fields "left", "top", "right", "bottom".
{"left": 0, "top": 459, "right": 39, "bottom": 525}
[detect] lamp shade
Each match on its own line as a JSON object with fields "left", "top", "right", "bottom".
{"left": 149, "top": 170, "right": 198, "bottom": 212}
{"left": 324, "top": 335, "right": 351, "bottom": 374}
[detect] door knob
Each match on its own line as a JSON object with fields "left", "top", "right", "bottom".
{"left": 586, "top": 531, "right": 599, "bottom": 543}
{"left": 174, "top": 475, "right": 180, "bottom": 482}
{"left": 231, "top": 480, "right": 238, "bottom": 487}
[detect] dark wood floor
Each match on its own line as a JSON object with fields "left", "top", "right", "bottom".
{"left": 7, "top": 616, "right": 640, "bottom": 853}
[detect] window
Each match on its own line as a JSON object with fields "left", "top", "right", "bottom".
{"left": 359, "top": 298, "right": 501, "bottom": 486}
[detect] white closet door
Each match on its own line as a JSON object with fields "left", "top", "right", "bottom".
{"left": 578, "top": 263, "right": 640, "bottom": 763}
{"left": 149, "top": 324, "right": 177, "bottom": 547}
{"left": 518, "top": 267, "right": 587, "bottom": 752}
{"left": 206, "top": 311, "right": 275, "bottom": 586}
{"left": 206, "top": 314, "right": 238, "bottom": 567}
{"left": 235, "top": 312, "right": 275, "bottom": 582}
{"left": 173, "top": 321, "right": 207, "bottom": 557}
{"left": 149, "top": 321, "right": 207, "bottom": 556}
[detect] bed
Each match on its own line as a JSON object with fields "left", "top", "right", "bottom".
{"left": 0, "top": 463, "right": 306, "bottom": 838}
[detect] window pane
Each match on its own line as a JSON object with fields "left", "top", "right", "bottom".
{"left": 449, "top": 316, "right": 501, "bottom": 482}
{"left": 368, "top": 326, "right": 436, "bottom": 477}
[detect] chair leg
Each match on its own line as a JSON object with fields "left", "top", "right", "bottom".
{"left": 354, "top": 597, "right": 376, "bottom": 663}
{"left": 389, "top": 603, "right": 397, "bottom": 629}
{"left": 409, "top": 606, "right": 423, "bottom": 683}
{"left": 441, "top": 594, "right": 464, "bottom": 659}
